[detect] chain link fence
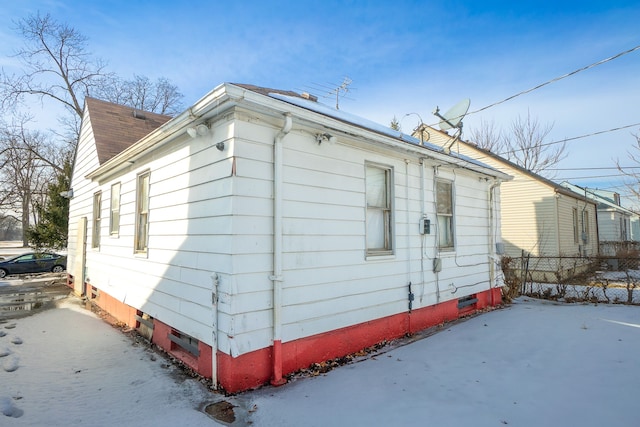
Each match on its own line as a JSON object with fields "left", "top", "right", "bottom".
{"left": 501, "top": 253, "right": 640, "bottom": 305}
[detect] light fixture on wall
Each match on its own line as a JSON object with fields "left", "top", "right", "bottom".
{"left": 186, "top": 123, "right": 210, "bottom": 138}
{"left": 316, "top": 132, "right": 336, "bottom": 145}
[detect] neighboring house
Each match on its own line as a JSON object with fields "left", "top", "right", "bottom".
{"left": 416, "top": 128, "right": 599, "bottom": 281}
{"left": 66, "top": 83, "right": 511, "bottom": 393}
{"left": 561, "top": 182, "right": 640, "bottom": 255}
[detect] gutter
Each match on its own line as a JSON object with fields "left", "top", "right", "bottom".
{"left": 270, "top": 113, "right": 292, "bottom": 386}
{"left": 86, "top": 84, "right": 234, "bottom": 182}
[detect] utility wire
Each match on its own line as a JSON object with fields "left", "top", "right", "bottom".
{"left": 444, "top": 119, "right": 640, "bottom": 169}
{"left": 470, "top": 44, "right": 640, "bottom": 115}
{"left": 549, "top": 166, "right": 640, "bottom": 171}
{"left": 556, "top": 166, "right": 640, "bottom": 170}
{"left": 496, "top": 121, "right": 640, "bottom": 156}
{"left": 425, "top": 44, "right": 640, "bottom": 128}
{"left": 556, "top": 173, "right": 630, "bottom": 180}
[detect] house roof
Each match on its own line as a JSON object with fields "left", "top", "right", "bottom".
{"left": 439, "top": 135, "right": 591, "bottom": 201}
{"left": 84, "top": 97, "right": 173, "bottom": 164}
{"left": 238, "top": 85, "right": 507, "bottom": 177}
{"left": 561, "top": 181, "right": 638, "bottom": 215}
{"left": 85, "top": 83, "right": 511, "bottom": 182}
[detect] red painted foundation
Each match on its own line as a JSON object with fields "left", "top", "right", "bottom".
{"left": 83, "top": 282, "right": 501, "bottom": 393}
{"left": 152, "top": 319, "right": 213, "bottom": 378}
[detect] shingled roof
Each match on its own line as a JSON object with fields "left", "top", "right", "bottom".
{"left": 85, "top": 97, "right": 173, "bottom": 164}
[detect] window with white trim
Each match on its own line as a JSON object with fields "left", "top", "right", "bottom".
{"left": 436, "top": 180, "right": 454, "bottom": 249}
{"left": 366, "top": 163, "right": 393, "bottom": 255}
{"left": 110, "top": 182, "right": 121, "bottom": 236}
{"left": 135, "top": 171, "right": 150, "bottom": 253}
{"left": 583, "top": 210, "right": 590, "bottom": 243}
{"left": 92, "top": 191, "right": 102, "bottom": 248}
{"left": 573, "top": 208, "right": 579, "bottom": 244}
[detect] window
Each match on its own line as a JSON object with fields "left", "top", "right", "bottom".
{"left": 619, "top": 217, "right": 626, "bottom": 241}
{"left": 135, "top": 171, "right": 150, "bottom": 253}
{"left": 572, "top": 208, "right": 579, "bottom": 244}
{"left": 366, "top": 164, "right": 393, "bottom": 255}
{"left": 583, "top": 211, "right": 590, "bottom": 243}
{"left": 92, "top": 191, "right": 102, "bottom": 248}
{"left": 110, "top": 182, "right": 121, "bottom": 236}
{"left": 436, "top": 180, "right": 454, "bottom": 249}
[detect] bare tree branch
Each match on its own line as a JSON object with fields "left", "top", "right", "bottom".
{"left": 1, "top": 12, "right": 112, "bottom": 120}
{"left": 616, "top": 132, "right": 640, "bottom": 203}
{"left": 469, "top": 111, "right": 566, "bottom": 178}
{"left": 468, "top": 118, "right": 504, "bottom": 152}
{"left": 0, "top": 119, "right": 59, "bottom": 244}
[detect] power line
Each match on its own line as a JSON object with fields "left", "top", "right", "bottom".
{"left": 469, "top": 44, "right": 640, "bottom": 116}
{"left": 555, "top": 173, "right": 629, "bottom": 180}
{"left": 549, "top": 166, "right": 640, "bottom": 171}
{"left": 445, "top": 119, "right": 640, "bottom": 171}
{"left": 496, "top": 121, "right": 640, "bottom": 156}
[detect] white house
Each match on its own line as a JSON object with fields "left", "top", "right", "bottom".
{"left": 66, "top": 83, "right": 511, "bottom": 392}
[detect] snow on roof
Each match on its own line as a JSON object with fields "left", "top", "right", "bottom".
{"left": 269, "top": 92, "right": 496, "bottom": 172}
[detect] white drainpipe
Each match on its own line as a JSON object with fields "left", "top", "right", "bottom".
{"left": 488, "top": 180, "right": 500, "bottom": 305}
{"left": 270, "top": 113, "right": 292, "bottom": 386}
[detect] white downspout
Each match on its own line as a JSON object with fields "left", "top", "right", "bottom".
{"left": 405, "top": 159, "right": 411, "bottom": 286}
{"left": 419, "top": 158, "right": 426, "bottom": 304}
{"left": 270, "top": 113, "right": 292, "bottom": 386}
{"left": 488, "top": 180, "right": 500, "bottom": 305}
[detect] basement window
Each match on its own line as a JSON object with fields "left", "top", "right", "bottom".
{"left": 457, "top": 294, "right": 478, "bottom": 310}
{"left": 168, "top": 330, "right": 200, "bottom": 357}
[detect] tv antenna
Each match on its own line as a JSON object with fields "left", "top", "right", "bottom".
{"left": 332, "top": 76, "right": 352, "bottom": 110}
{"left": 432, "top": 98, "right": 470, "bottom": 154}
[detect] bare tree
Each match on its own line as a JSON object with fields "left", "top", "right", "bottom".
{"left": 468, "top": 111, "right": 566, "bottom": 178}
{"left": 0, "top": 214, "right": 21, "bottom": 241}
{"left": 0, "top": 12, "right": 185, "bottom": 246}
{"left": 616, "top": 132, "right": 640, "bottom": 202}
{"left": 1, "top": 12, "right": 183, "bottom": 138}
{"left": 468, "top": 118, "right": 504, "bottom": 152}
{"left": 505, "top": 112, "right": 566, "bottom": 176}
{"left": 0, "top": 120, "right": 58, "bottom": 245}
{"left": 0, "top": 13, "right": 111, "bottom": 127}
{"left": 93, "top": 74, "right": 183, "bottom": 115}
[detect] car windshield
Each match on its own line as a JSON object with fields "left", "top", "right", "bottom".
{"left": 1, "top": 254, "right": 23, "bottom": 262}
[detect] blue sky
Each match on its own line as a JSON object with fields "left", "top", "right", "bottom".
{"left": 1, "top": 1, "right": 639, "bottom": 203}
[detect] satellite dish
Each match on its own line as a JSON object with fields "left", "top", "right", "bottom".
{"left": 432, "top": 98, "right": 470, "bottom": 154}
{"left": 433, "top": 98, "right": 470, "bottom": 131}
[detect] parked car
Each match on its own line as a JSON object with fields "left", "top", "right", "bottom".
{"left": 0, "top": 252, "right": 67, "bottom": 278}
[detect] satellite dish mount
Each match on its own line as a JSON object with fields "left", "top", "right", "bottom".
{"left": 432, "top": 98, "right": 470, "bottom": 154}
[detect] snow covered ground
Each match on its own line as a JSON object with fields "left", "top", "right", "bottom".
{"left": 1, "top": 295, "right": 639, "bottom": 426}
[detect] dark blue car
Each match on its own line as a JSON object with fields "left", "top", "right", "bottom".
{"left": 0, "top": 252, "right": 67, "bottom": 278}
